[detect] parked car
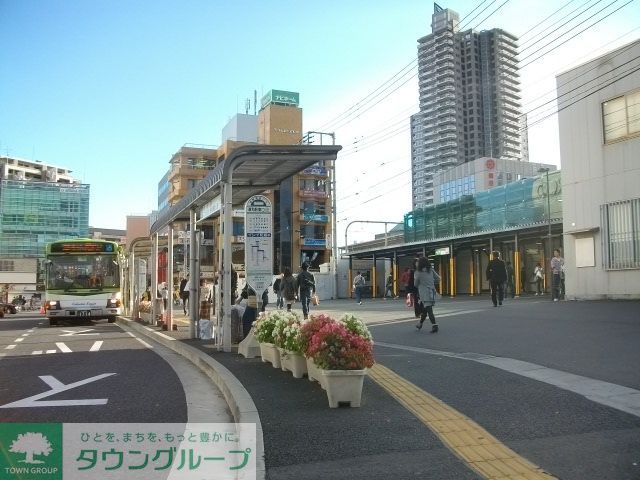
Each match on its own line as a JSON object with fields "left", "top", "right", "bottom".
{"left": 0, "top": 303, "right": 17, "bottom": 314}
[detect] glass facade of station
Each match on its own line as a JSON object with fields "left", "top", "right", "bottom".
{"left": 0, "top": 180, "right": 90, "bottom": 257}
{"left": 404, "top": 171, "right": 562, "bottom": 242}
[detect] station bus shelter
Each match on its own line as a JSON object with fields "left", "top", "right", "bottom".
{"left": 146, "top": 144, "right": 341, "bottom": 351}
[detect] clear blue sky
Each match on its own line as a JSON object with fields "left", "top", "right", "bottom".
{"left": 1, "top": 0, "right": 638, "bottom": 243}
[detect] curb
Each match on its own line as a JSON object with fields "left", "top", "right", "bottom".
{"left": 116, "top": 317, "right": 266, "bottom": 480}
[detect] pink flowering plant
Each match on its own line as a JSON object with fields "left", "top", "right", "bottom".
{"left": 303, "top": 315, "right": 375, "bottom": 370}
{"left": 299, "top": 313, "right": 336, "bottom": 354}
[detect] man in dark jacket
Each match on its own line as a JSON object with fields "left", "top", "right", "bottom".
{"left": 297, "top": 262, "right": 315, "bottom": 320}
{"left": 486, "top": 251, "right": 508, "bottom": 307}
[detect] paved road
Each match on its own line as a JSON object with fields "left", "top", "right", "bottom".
{"left": 0, "top": 312, "right": 230, "bottom": 424}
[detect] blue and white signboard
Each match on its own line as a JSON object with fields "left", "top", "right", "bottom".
{"left": 244, "top": 195, "right": 273, "bottom": 293}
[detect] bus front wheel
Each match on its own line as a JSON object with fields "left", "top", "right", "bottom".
{"left": 107, "top": 316, "right": 116, "bottom": 323}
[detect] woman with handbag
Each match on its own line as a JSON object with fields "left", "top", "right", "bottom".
{"left": 414, "top": 256, "right": 441, "bottom": 333}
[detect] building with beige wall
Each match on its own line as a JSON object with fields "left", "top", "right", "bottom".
{"left": 558, "top": 40, "right": 640, "bottom": 299}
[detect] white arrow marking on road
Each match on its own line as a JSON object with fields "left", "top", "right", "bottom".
{"left": 60, "top": 329, "right": 99, "bottom": 336}
{"left": 56, "top": 342, "right": 72, "bottom": 353}
{"left": 89, "top": 341, "right": 103, "bottom": 351}
{"left": 0, "top": 373, "right": 116, "bottom": 408}
{"left": 32, "top": 351, "right": 43, "bottom": 355}
{"left": 46, "top": 350, "right": 56, "bottom": 354}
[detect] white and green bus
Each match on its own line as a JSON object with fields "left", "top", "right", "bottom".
{"left": 44, "top": 239, "right": 122, "bottom": 326}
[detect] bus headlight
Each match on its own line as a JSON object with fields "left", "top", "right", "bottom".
{"left": 46, "top": 301, "right": 60, "bottom": 310}
{"left": 106, "top": 299, "right": 121, "bottom": 308}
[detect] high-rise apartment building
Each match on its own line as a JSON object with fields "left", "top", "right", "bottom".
{"left": 410, "top": 3, "right": 526, "bottom": 209}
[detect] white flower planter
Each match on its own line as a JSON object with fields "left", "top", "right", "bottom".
{"left": 305, "top": 357, "right": 325, "bottom": 389}
{"left": 279, "top": 349, "right": 307, "bottom": 379}
{"left": 320, "top": 369, "right": 367, "bottom": 408}
{"left": 259, "top": 342, "right": 281, "bottom": 369}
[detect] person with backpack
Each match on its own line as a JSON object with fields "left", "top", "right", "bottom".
{"left": 279, "top": 267, "right": 298, "bottom": 312}
{"left": 272, "top": 274, "right": 283, "bottom": 309}
{"left": 297, "top": 262, "right": 315, "bottom": 319}
{"left": 414, "top": 256, "right": 441, "bottom": 333}
{"left": 352, "top": 271, "right": 365, "bottom": 305}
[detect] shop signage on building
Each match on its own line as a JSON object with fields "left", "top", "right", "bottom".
{"left": 260, "top": 89, "right": 300, "bottom": 108}
{"left": 434, "top": 247, "right": 450, "bottom": 256}
{"left": 244, "top": 195, "right": 273, "bottom": 293}
{"left": 301, "top": 214, "right": 329, "bottom": 223}
{"left": 299, "top": 189, "right": 327, "bottom": 199}
{"left": 303, "top": 238, "right": 326, "bottom": 247}
{"left": 200, "top": 195, "right": 221, "bottom": 221}
{"left": 301, "top": 166, "right": 327, "bottom": 177}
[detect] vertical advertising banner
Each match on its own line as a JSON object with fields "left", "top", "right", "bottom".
{"left": 244, "top": 195, "right": 273, "bottom": 293}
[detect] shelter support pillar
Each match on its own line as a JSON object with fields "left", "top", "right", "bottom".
{"left": 514, "top": 233, "right": 521, "bottom": 297}
{"left": 372, "top": 253, "right": 377, "bottom": 299}
{"left": 449, "top": 243, "right": 456, "bottom": 297}
{"left": 469, "top": 248, "right": 475, "bottom": 296}
{"left": 347, "top": 256, "right": 353, "bottom": 298}
{"left": 151, "top": 233, "right": 159, "bottom": 326}
{"left": 393, "top": 251, "right": 398, "bottom": 297}
{"left": 189, "top": 209, "right": 198, "bottom": 338}
{"left": 221, "top": 182, "right": 233, "bottom": 352}
{"left": 167, "top": 224, "right": 174, "bottom": 331}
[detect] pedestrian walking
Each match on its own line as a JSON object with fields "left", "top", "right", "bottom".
{"left": 400, "top": 268, "right": 411, "bottom": 296}
{"left": 352, "top": 271, "right": 365, "bottom": 305}
{"left": 199, "top": 279, "right": 212, "bottom": 320}
{"left": 550, "top": 249, "right": 565, "bottom": 302}
{"left": 486, "top": 251, "right": 508, "bottom": 307}
{"left": 384, "top": 274, "right": 394, "bottom": 299}
{"left": 505, "top": 260, "right": 515, "bottom": 298}
{"left": 408, "top": 258, "right": 421, "bottom": 318}
{"left": 534, "top": 263, "right": 544, "bottom": 295}
{"left": 297, "top": 262, "right": 315, "bottom": 319}
{"left": 273, "top": 274, "right": 283, "bottom": 309}
{"left": 520, "top": 263, "right": 527, "bottom": 294}
{"left": 280, "top": 267, "right": 298, "bottom": 312}
{"left": 414, "top": 256, "right": 441, "bottom": 333}
{"left": 179, "top": 276, "right": 190, "bottom": 314}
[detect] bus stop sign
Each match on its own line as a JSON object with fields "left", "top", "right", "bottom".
{"left": 244, "top": 195, "right": 273, "bottom": 293}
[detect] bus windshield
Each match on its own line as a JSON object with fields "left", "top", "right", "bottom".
{"left": 46, "top": 255, "right": 120, "bottom": 290}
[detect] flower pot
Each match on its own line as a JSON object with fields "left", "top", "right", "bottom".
{"left": 259, "top": 342, "right": 281, "bottom": 369}
{"left": 320, "top": 369, "right": 367, "bottom": 408}
{"left": 277, "top": 348, "right": 288, "bottom": 372}
{"left": 305, "top": 357, "right": 325, "bottom": 389}
{"left": 280, "top": 350, "right": 307, "bottom": 379}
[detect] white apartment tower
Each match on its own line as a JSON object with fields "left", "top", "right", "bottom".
{"left": 410, "top": 3, "right": 526, "bottom": 209}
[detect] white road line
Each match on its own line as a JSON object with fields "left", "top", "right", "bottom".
{"left": 27, "top": 329, "right": 35, "bottom": 332}
{"left": 89, "top": 341, "right": 103, "bottom": 352}
{"left": 21, "top": 333, "right": 29, "bottom": 337}
{"left": 135, "top": 337, "right": 153, "bottom": 349}
{"left": 376, "top": 341, "right": 640, "bottom": 418}
{"left": 46, "top": 350, "right": 56, "bottom": 354}
{"left": 15, "top": 338, "right": 24, "bottom": 343}
{"left": 125, "top": 331, "right": 136, "bottom": 337}
{"left": 32, "top": 351, "right": 43, "bottom": 355}
{"left": 55, "top": 342, "right": 72, "bottom": 353}
{"left": 154, "top": 331, "right": 176, "bottom": 340}
{"left": 144, "top": 327, "right": 155, "bottom": 331}
{"left": 5, "top": 345, "right": 16, "bottom": 350}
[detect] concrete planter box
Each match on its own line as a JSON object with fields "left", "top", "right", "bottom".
{"left": 320, "top": 369, "right": 367, "bottom": 408}
{"left": 279, "top": 349, "right": 307, "bottom": 379}
{"left": 259, "top": 342, "right": 281, "bottom": 369}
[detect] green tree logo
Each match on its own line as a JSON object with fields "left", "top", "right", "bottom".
{"left": 9, "top": 432, "right": 53, "bottom": 464}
